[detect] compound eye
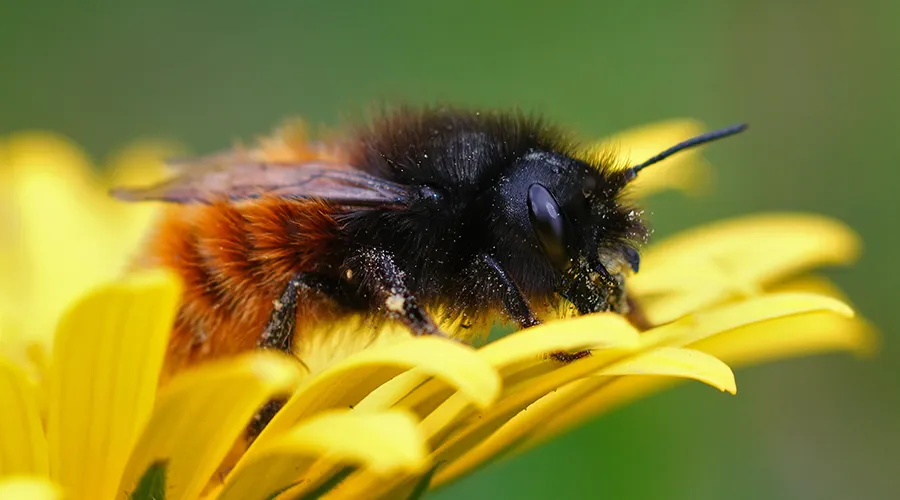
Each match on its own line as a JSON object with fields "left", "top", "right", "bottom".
{"left": 527, "top": 183, "right": 572, "bottom": 270}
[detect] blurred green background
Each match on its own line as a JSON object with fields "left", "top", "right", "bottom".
{"left": 2, "top": 1, "right": 897, "bottom": 498}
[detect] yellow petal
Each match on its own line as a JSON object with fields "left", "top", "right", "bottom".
{"left": 246, "top": 336, "right": 498, "bottom": 462}
{"left": 0, "top": 133, "right": 178, "bottom": 352}
{"left": 103, "top": 140, "right": 181, "bottom": 188}
{"left": 1, "top": 132, "right": 99, "bottom": 347}
{"left": 434, "top": 347, "right": 735, "bottom": 487}
{"left": 635, "top": 214, "right": 860, "bottom": 293}
{"left": 586, "top": 118, "right": 714, "bottom": 197}
{"left": 0, "top": 314, "right": 31, "bottom": 377}
{"left": 0, "top": 358, "right": 47, "bottom": 476}
{"left": 0, "top": 477, "right": 61, "bottom": 500}
{"left": 625, "top": 258, "right": 746, "bottom": 297}
{"left": 369, "top": 314, "right": 642, "bottom": 427}
{"left": 769, "top": 274, "right": 852, "bottom": 301}
{"left": 643, "top": 214, "right": 861, "bottom": 269}
{"left": 427, "top": 315, "right": 642, "bottom": 463}
{"left": 693, "top": 311, "right": 878, "bottom": 365}
{"left": 97, "top": 141, "right": 179, "bottom": 279}
{"left": 637, "top": 289, "right": 749, "bottom": 327}
{"left": 599, "top": 347, "right": 736, "bottom": 393}
{"left": 218, "top": 410, "right": 428, "bottom": 500}
{"left": 631, "top": 214, "right": 861, "bottom": 324}
{"left": 522, "top": 300, "right": 864, "bottom": 452}
{"left": 117, "top": 350, "right": 305, "bottom": 500}
{"left": 354, "top": 465, "right": 439, "bottom": 500}
{"left": 417, "top": 314, "right": 640, "bottom": 450}
{"left": 640, "top": 292, "right": 854, "bottom": 349}
{"left": 478, "top": 313, "right": 642, "bottom": 381}
{"left": 46, "top": 270, "right": 181, "bottom": 500}
{"left": 353, "top": 335, "right": 501, "bottom": 415}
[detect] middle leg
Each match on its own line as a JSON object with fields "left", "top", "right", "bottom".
{"left": 345, "top": 247, "right": 444, "bottom": 337}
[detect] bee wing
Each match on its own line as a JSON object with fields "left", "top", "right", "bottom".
{"left": 110, "top": 154, "right": 414, "bottom": 207}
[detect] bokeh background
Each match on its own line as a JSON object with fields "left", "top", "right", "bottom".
{"left": 1, "top": 1, "right": 897, "bottom": 498}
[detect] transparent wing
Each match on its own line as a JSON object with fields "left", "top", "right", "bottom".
{"left": 110, "top": 151, "right": 413, "bottom": 207}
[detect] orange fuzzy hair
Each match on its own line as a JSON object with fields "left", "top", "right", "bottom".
{"left": 136, "top": 122, "right": 352, "bottom": 380}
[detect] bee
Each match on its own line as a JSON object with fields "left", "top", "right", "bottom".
{"left": 113, "top": 106, "right": 745, "bottom": 434}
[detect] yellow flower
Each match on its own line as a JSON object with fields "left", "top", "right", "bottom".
{"left": 0, "top": 270, "right": 311, "bottom": 500}
{"left": 0, "top": 122, "right": 876, "bottom": 499}
{"left": 0, "top": 131, "right": 178, "bottom": 368}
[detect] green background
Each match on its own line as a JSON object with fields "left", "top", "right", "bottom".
{"left": 2, "top": 1, "right": 897, "bottom": 498}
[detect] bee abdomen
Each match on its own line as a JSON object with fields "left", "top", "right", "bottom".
{"left": 142, "top": 197, "right": 343, "bottom": 379}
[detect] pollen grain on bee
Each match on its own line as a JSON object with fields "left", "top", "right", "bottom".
{"left": 385, "top": 294, "right": 406, "bottom": 313}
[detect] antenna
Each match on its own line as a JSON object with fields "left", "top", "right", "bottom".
{"left": 626, "top": 123, "right": 748, "bottom": 179}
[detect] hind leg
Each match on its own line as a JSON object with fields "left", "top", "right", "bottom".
{"left": 248, "top": 272, "right": 353, "bottom": 440}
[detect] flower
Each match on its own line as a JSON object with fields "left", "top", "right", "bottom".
{"left": 0, "top": 131, "right": 179, "bottom": 369}
{"left": 0, "top": 122, "right": 876, "bottom": 499}
{"left": 0, "top": 270, "right": 310, "bottom": 500}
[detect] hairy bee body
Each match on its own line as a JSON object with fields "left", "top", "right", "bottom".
{"left": 134, "top": 109, "right": 637, "bottom": 377}
{"left": 118, "top": 106, "right": 745, "bottom": 380}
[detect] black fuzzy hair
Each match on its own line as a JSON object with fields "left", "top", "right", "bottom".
{"left": 350, "top": 105, "right": 576, "bottom": 185}
{"left": 336, "top": 105, "right": 646, "bottom": 325}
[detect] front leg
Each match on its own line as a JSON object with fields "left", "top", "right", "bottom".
{"left": 481, "top": 254, "right": 539, "bottom": 329}
{"left": 347, "top": 248, "right": 443, "bottom": 336}
{"left": 480, "top": 254, "right": 590, "bottom": 363}
{"left": 559, "top": 262, "right": 614, "bottom": 316}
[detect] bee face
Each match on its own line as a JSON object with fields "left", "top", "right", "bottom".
{"left": 492, "top": 149, "right": 646, "bottom": 310}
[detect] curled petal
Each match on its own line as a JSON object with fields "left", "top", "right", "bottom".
{"left": 379, "top": 314, "right": 642, "bottom": 427}
{"left": 354, "top": 334, "right": 505, "bottom": 415}
{"left": 425, "top": 315, "right": 642, "bottom": 461}
{"left": 523, "top": 300, "right": 866, "bottom": 453}
{"left": 434, "top": 347, "right": 735, "bottom": 486}
{"left": 243, "top": 336, "right": 498, "bottom": 467}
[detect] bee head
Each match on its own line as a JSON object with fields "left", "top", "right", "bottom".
{"left": 492, "top": 123, "right": 747, "bottom": 313}
{"left": 497, "top": 150, "right": 643, "bottom": 300}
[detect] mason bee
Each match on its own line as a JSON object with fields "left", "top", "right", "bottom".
{"left": 113, "top": 106, "right": 745, "bottom": 434}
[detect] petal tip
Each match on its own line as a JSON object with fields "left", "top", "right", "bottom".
{"left": 248, "top": 350, "right": 309, "bottom": 391}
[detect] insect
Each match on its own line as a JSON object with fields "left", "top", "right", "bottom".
{"left": 114, "top": 106, "right": 745, "bottom": 435}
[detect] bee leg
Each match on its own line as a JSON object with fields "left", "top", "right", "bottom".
{"left": 257, "top": 275, "right": 303, "bottom": 352}
{"left": 481, "top": 254, "right": 540, "bottom": 328}
{"left": 350, "top": 248, "right": 443, "bottom": 337}
{"left": 249, "top": 272, "right": 343, "bottom": 441}
{"left": 626, "top": 295, "right": 653, "bottom": 330}
{"left": 557, "top": 263, "right": 620, "bottom": 363}
{"left": 481, "top": 254, "right": 589, "bottom": 364}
